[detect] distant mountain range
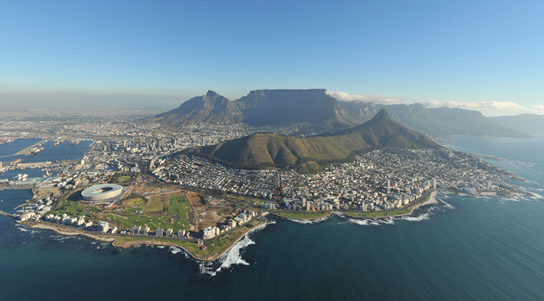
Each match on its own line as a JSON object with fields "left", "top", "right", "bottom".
{"left": 183, "top": 109, "right": 441, "bottom": 173}
{"left": 145, "top": 89, "right": 530, "bottom": 138}
{"left": 490, "top": 114, "right": 544, "bottom": 134}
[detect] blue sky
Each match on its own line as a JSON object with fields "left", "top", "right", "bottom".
{"left": 1, "top": 0, "right": 543, "bottom": 115}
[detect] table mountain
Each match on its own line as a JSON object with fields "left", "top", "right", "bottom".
{"left": 147, "top": 89, "right": 530, "bottom": 138}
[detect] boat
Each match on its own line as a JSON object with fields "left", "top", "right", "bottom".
{"left": 31, "top": 146, "right": 45, "bottom": 155}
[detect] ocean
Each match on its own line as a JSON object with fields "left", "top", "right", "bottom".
{"left": 1, "top": 136, "right": 543, "bottom": 301}
{"left": 0, "top": 139, "right": 92, "bottom": 180}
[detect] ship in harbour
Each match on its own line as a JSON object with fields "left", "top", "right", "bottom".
{"left": 30, "top": 147, "right": 44, "bottom": 155}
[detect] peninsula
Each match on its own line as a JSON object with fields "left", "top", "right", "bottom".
{"left": 0, "top": 108, "right": 526, "bottom": 262}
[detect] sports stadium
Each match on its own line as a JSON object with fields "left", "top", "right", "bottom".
{"left": 81, "top": 184, "right": 124, "bottom": 204}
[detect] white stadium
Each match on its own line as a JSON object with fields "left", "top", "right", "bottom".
{"left": 81, "top": 184, "right": 124, "bottom": 202}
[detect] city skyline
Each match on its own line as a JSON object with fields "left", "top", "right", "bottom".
{"left": 1, "top": 0, "right": 543, "bottom": 116}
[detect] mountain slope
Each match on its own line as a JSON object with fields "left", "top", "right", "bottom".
{"left": 146, "top": 89, "right": 530, "bottom": 138}
{"left": 185, "top": 109, "right": 440, "bottom": 173}
{"left": 490, "top": 114, "right": 544, "bottom": 134}
{"left": 146, "top": 91, "right": 244, "bottom": 126}
{"left": 426, "top": 108, "right": 531, "bottom": 137}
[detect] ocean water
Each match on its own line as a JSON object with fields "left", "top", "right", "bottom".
{"left": 1, "top": 137, "right": 544, "bottom": 301}
{"left": 0, "top": 139, "right": 92, "bottom": 163}
{"left": 0, "top": 139, "right": 91, "bottom": 179}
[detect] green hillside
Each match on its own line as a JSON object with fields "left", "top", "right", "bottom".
{"left": 184, "top": 109, "right": 440, "bottom": 173}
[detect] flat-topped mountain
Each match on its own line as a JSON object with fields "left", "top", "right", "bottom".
{"left": 184, "top": 109, "right": 440, "bottom": 173}
{"left": 146, "top": 89, "right": 530, "bottom": 138}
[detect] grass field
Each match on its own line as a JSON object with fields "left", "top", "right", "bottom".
{"left": 105, "top": 212, "right": 191, "bottom": 231}
{"left": 50, "top": 200, "right": 99, "bottom": 217}
{"left": 113, "top": 175, "right": 132, "bottom": 184}
{"left": 123, "top": 198, "right": 145, "bottom": 213}
{"left": 146, "top": 196, "right": 164, "bottom": 213}
{"left": 344, "top": 209, "right": 411, "bottom": 218}
{"left": 207, "top": 229, "right": 244, "bottom": 254}
{"left": 274, "top": 211, "right": 330, "bottom": 219}
{"left": 166, "top": 196, "right": 191, "bottom": 219}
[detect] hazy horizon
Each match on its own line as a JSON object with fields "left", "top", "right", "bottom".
{"left": 1, "top": 89, "right": 542, "bottom": 118}
{"left": 1, "top": 1, "right": 543, "bottom": 117}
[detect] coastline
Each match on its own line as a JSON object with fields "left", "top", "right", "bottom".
{"left": 271, "top": 211, "right": 333, "bottom": 221}
{"left": 19, "top": 188, "right": 529, "bottom": 262}
{"left": 31, "top": 223, "right": 116, "bottom": 242}
{"left": 276, "top": 190, "right": 440, "bottom": 222}
{"left": 30, "top": 218, "right": 268, "bottom": 262}
{"left": 112, "top": 218, "right": 268, "bottom": 261}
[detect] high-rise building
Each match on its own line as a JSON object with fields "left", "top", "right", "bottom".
{"left": 98, "top": 221, "right": 110, "bottom": 233}
{"left": 156, "top": 228, "right": 164, "bottom": 237}
{"left": 387, "top": 180, "right": 390, "bottom": 193}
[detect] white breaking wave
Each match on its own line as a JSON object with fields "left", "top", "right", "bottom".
{"left": 205, "top": 219, "right": 277, "bottom": 276}
{"left": 346, "top": 218, "right": 381, "bottom": 226}
{"left": 157, "top": 246, "right": 165, "bottom": 249}
{"left": 169, "top": 246, "right": 182, "bottom": 255}
{"left": 346, "top": 210, "right": 434, "bottom": 226}
{"left": 208, "top": 234, "right": 255, "bottom": 276}
{"left": 49, "top": 235, "right": 73, "bottom": 241}
{"left": 401, "top": 213, "right": 430, "bottom": 222}
{"left": 285, "top": 214, "right": 332, "bottom": 224}
{"left": 381, "top": 217, "right": 395, "bottom": 225}
{"left": 526, "top": 191, "right": 544, "bottom": 199}
{"left": 439, "top": 199, "right": 455, "bottom": 209}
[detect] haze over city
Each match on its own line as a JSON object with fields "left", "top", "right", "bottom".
{"left": 1, "top": 0, "right": 543, "bottom": 116}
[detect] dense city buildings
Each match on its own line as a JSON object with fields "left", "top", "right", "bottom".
{"left": 0, "top": 116, "right": 524, "bottom": 260}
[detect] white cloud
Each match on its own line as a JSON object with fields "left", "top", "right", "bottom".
{"left": 325, "top": 90, "right": 544, "bottom": 116}
{"left": 326, "top": 90, "right": 405, "bottom": 104}
{"left": 422, "top": 99, "right": 544, "bottom": 116}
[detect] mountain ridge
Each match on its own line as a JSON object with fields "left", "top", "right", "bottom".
{"left": 146, "top": 89, "right": 530, "bottom": 138}
{"left": 183, "top": 109, "right": 441, "bottom": 173}
{"left": 490, "top": 114, "right": 544, "bottom": 134}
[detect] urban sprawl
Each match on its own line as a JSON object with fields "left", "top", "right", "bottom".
{"left": 0, "top": 119, "right": 523, "bottom": 244}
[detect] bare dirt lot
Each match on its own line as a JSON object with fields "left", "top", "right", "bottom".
{"left": 186, "top": 192, "right": 203, "bottom": 206}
